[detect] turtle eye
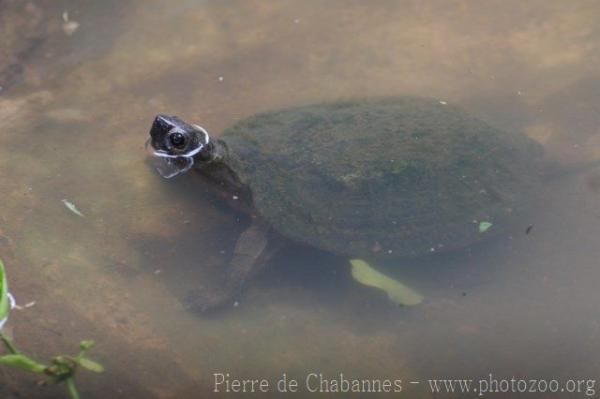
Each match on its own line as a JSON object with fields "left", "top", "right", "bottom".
{"left": 168, "top": 132, "right": 187, "bottom": 149}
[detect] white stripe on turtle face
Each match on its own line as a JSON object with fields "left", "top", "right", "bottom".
{"left": 149, "top": 124, "right": 210, "bottom": 159}
{"left": 158, "top": 156, "right": 194, "bottom": 179}
{"left": 144, "top": 139, "right": 195, "bottom": 178}
{"left": 145, "top": 125, "right": 210, "bottom": 179}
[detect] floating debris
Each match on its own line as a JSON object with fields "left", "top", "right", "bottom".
{"left": 62, "top": 199, "right": 85, "bottom": 217}
{"left": 62, "top": 12, "right": 79, "bottom": 36}
{"left": 478, "top": 221, "right": 493, "bottom": 233}
{"left": 525, "top": 224, "right": 534, "bottom": 235}
{"left": 350, "top": 259, "right": 423, "bottom": 306}
{"left": 23, "top": 301, "right": 36, "bottom": 309}
{"left": 63, "top": 21, "right": 80, "bottom": 35}
{"left": 439, "top": 100, "right": 447, "bottom": 105}
{"left": 371, "top": 242, "right": 382, "bottom": 253}
{"left": 218, "top": 76, "right": 224, "bottom": 82}
{"left": 12, "top": 299, "right": 35, "bottom": 311}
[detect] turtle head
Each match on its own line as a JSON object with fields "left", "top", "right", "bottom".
{"left": 146, "top": 115, "right": 212, "bottom": 178}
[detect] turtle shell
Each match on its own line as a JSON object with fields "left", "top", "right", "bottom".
{"left": 221, "top": 97, "right": 543, "bottom": 259}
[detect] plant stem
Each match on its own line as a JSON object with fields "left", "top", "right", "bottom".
{"left": 66, "top": 377, "right": 80, "bottom": 399}
{"left": 0, "top": 332, "right": 19, "bottom": 355}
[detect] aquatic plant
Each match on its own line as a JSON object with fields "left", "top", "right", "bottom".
{"left": 0, "top": 258, "right": 103, "bottom": 399}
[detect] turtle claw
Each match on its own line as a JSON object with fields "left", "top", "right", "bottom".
{"left": 183, "top": 285, "right": 236, "bottom": 313}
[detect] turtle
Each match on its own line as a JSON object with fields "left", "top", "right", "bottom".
{"left": 145, "top": 97, "right": 568, "bottom": 312}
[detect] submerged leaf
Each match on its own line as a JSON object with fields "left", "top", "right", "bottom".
{"left": 478, "top": 221, "right": 493, "bottom": 233}
{"left": 350, "top": 259, "right": 423, "bottom": 305}
{"left": 79, "top": 340, "right": 95, "bottom": 351}
{"left": 77, "top": 357, "right": 104, "bottom": 373}
{"left": 62, "top": 199, "right": 85, "bottom": 217}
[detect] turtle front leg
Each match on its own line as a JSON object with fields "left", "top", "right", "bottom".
{"left": 185, "top": 219, "right": 277, "bottom": 313}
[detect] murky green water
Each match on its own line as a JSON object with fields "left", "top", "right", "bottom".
{"left": 1, "top": 1, "right": 600, "bottom": 398}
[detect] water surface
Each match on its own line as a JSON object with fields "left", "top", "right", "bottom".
{"left": 1, "top": 1, "right": 600, "bottom": 398}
